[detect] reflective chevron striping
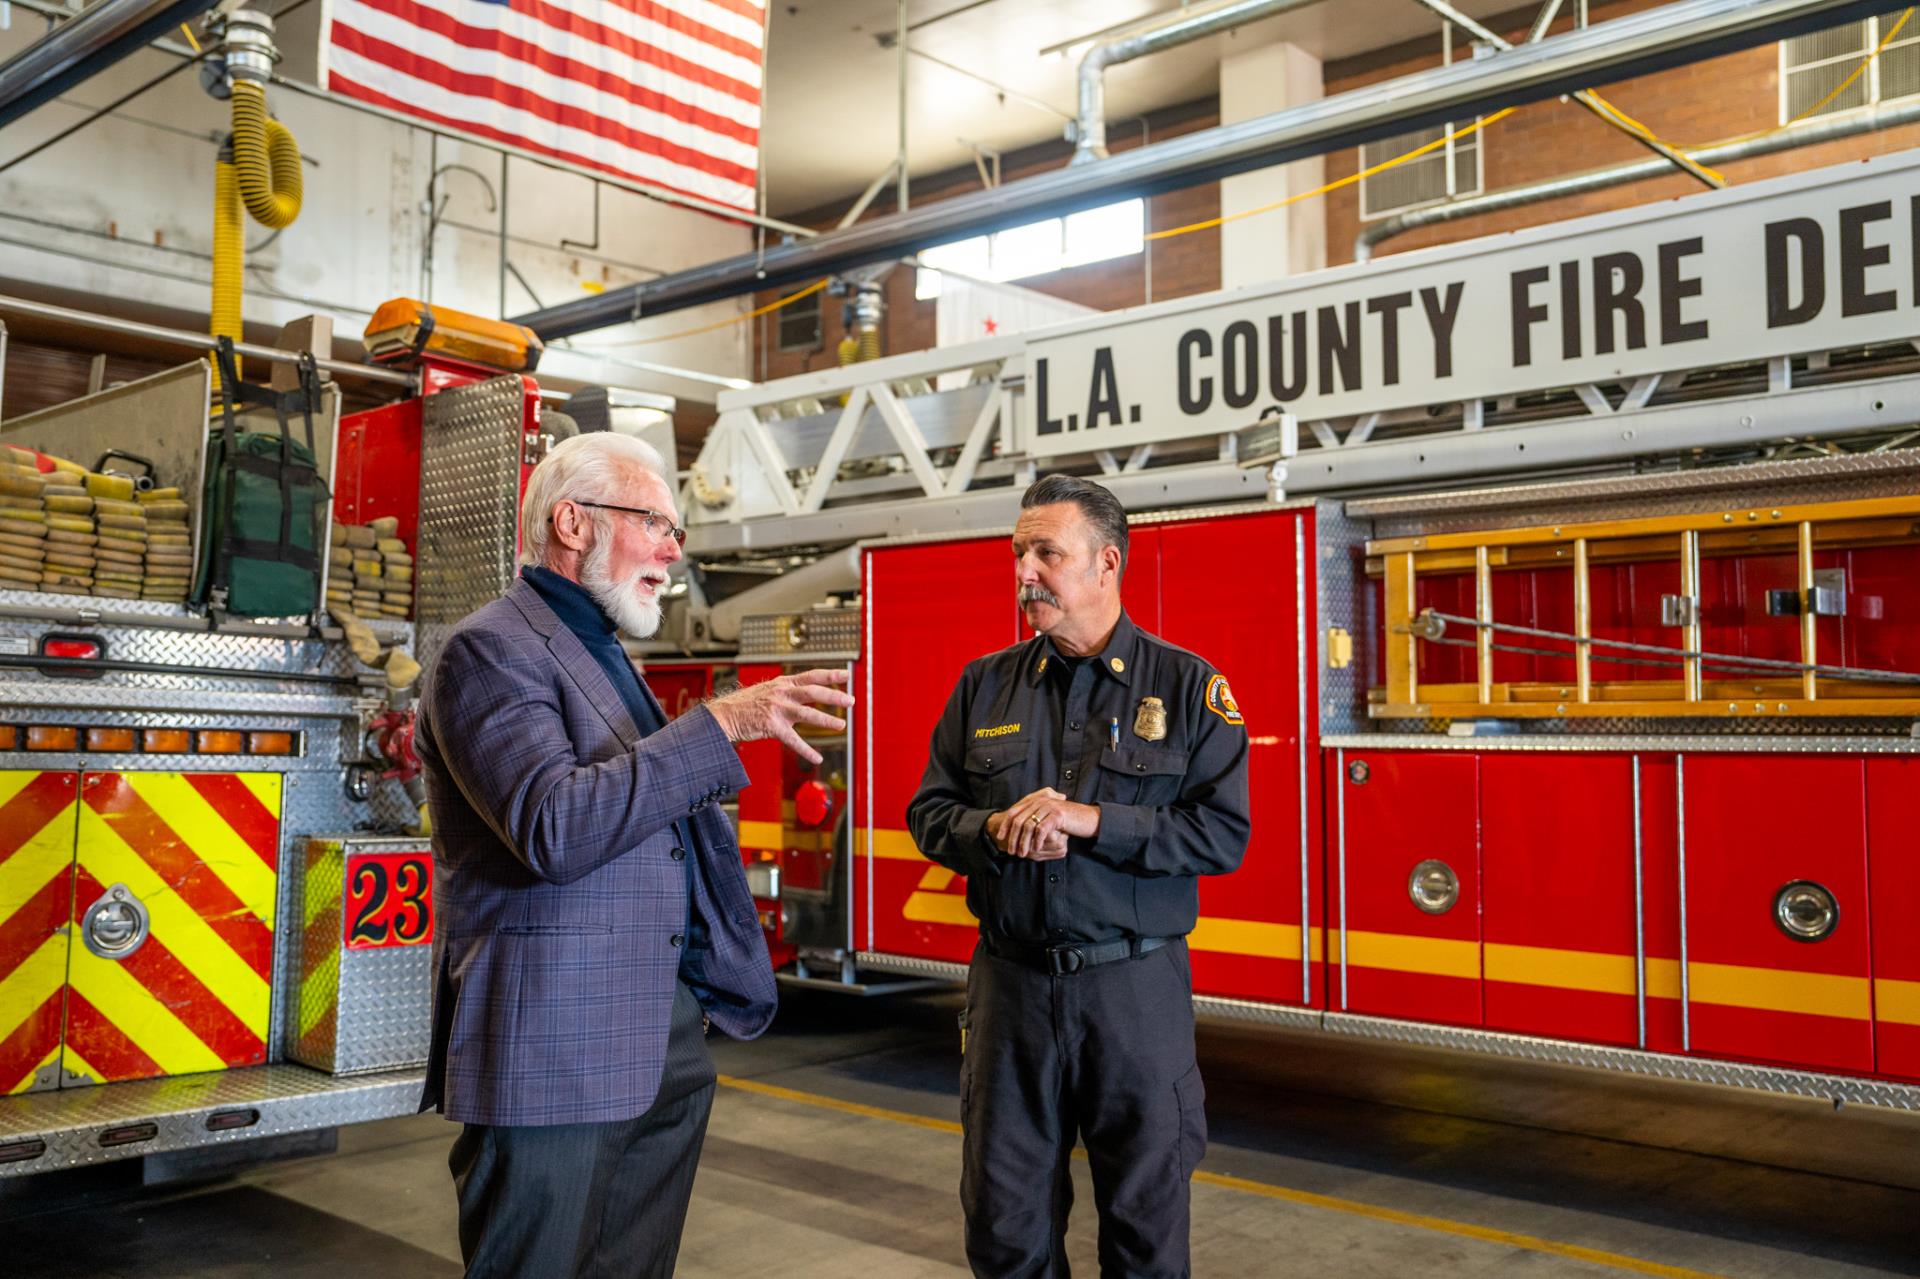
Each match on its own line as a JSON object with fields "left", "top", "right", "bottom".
{"left": 0, "top": 772, "right": 79, "bottom": 868}
{"left": 71, "top": 811, "right": 270, "bottom": 1015}
{"left": 0, "top": 991, "right": 62, "bottom": 1094}
{"left": 180, "top": 773, "right": 281, "bottom": 870}
{"left": 0, "top": 772, "right": 78, "bottom": 1096}
{"left": 62, "top": 987, "right": 163, "bottom": 1082}
{"left": 62, "top": 773, "right": 280, "bottom": 1083}
{"left": 72, "top": 864, "right": 264, "bottom": 1066}
{"left": 82, "top": 776, "right": 275, "bottom": 979}
{"left": 66, "top": 932, "right": 228, "bottom": 1078}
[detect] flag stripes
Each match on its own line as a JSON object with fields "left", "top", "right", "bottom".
{"left": 324, "top": 0, "right": 767, "bottom": 213}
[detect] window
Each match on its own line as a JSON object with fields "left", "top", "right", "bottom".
{"left": 1781, "top": 12, "right": 1920, "bottom": 122}
{"left": 1358, "top": 121, "right": 1483, "bottom": 221}
{"left": 915, "top": 198, "right": 1144, "bottom": 300}
{"left": 776, "top": 287, "right": 821, "bottom": 352}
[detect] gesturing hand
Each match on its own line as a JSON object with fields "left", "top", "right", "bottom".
{"left": 706, "top": 668, "right": 854, "bottom": 765}
{"left": 993, "top": 787, "right": 1099, "bottom": 860}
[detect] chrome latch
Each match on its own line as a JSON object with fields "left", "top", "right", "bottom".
{"left": 81, "top": 884, "right": 151, "bottom": 960}
{"left": 1660, "top": 594, "right": 1699, "bottom": 627}
{"left": 1407, "top": 859, "right": 1460, "bottom": 914}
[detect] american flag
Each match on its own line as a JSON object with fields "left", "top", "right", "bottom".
{"left": 320, "top": 0, "right": 767, "bottom": 213}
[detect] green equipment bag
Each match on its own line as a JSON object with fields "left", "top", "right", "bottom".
{"left": 193, "top": 339, "right": 330, "bottom": 617}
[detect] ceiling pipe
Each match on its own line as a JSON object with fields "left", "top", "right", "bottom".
{"left": 511, "top": 0, "right": 1887, "bottom": 340}
{"left": 0, "top": 0, "right": 220, "bottom": 131}
{"left": 1355, "top": 96, "right": 1920, "bottom": 261}
{"left": 1068, "top": 0, "right": 1332, "bottom": 166}
{"left": 0, "top": 292, "right": 417, "bottom": 389}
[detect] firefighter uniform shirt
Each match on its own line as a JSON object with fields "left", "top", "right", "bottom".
{"left": 907, "top": 610, "right": 1252, "bottom": 945}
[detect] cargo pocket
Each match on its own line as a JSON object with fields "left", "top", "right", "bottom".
{"left": 1173, "top": 1063, "right": 1208, "bottom": 1177}
{"left": 964, "top": 741, "right": 1031, "bottom": 808}
{"left": 1096, "top": 747, "right": 1190, "bottom": 806}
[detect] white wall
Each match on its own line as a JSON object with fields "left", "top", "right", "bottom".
{"left": 0, "top": 5, "right": 753, "bottom": 402}
{"left": 1219, "top": 40, "right": 1327, "bottom": 289}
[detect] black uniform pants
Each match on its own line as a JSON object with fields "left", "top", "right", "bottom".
{"left": 961, "top": 936, "right": 1208, "bottom": 1279}
{"left": 449, "top": 981, "right": 716, "bottom": 1279}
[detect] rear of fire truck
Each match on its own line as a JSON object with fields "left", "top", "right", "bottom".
{"left": 0, "top": 300, "right": 551, "bottom": 1181}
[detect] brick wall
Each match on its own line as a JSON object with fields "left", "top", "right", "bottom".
{"left": 1324, "top": 0, "right": 1920, "bottom": 265}
{"left": 749, "top": 1, "right": 1920, "bottom": 380}
{"left": 751, "top": 99, "right": 1223, "bottom": 382}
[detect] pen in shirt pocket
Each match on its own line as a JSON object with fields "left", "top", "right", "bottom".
{"left": 1108, "top": 718, "right": 1119, "bottom": 751}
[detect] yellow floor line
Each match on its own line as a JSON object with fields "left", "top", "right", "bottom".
{"left": 715, "top": 1075, "right": 1728, "bottom": 1279}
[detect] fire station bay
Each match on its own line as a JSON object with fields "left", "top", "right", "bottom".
{"left": 11, "top": 2, "right": 1920, "bottom": 1276}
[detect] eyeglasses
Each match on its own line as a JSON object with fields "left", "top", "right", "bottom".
{"left": 569, "top": 501, "right": 687, "bottom": 547}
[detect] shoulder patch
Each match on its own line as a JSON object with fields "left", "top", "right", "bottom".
{"left": 1204, "top": 674, "right": 1244, "bottom": 727}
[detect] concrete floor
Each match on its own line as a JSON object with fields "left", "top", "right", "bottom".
{"left": 3, "top": 986, "right": 1918, "bottom": 1278}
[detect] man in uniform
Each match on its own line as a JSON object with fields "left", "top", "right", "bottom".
{"left": 907, "top": 473, "right": 1251, "bottom": 1278}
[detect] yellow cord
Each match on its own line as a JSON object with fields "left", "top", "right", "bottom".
{"left": 575, "top": 6, "right": 1917, "bottom": 333}
{"left": 582, "top": 276, "right": 831, "bottom": 346}
{"left": 1712, "top": 6, "right": 1913, "bottom": 147}
{"left": 1146, "top": 108, "right": 1517, "bottom": 242}
{"left": 179, "top": 23, "right": 202, "bottom": 53}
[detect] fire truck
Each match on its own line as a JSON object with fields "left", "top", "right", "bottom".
{"left": 2, "top": 147, "right": 1917, "bottom": 1185}
{"left": 656, "top": 149, "right": 1920, "bottom": 1110}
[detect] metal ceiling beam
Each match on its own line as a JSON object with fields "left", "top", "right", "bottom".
{"left": 0, "top": 0, "right": 220, "bottom": 131}
{"left": 1405, "top": 0, "right": 1723, "bottom": 188}
{"left": 513, "top": 0, "right": 1885, "bottom": 340}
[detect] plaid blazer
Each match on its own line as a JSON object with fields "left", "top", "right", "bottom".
{"left": 415, "top": 579, "right": 776, "bottom": 1126}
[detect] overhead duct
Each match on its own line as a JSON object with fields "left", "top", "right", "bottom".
{"left": 1354, "top": 96, "right": 1920, "bottom": 261}
{"left": 1069, "top": 0, "right": 1332, "bottom": 166}
{"left": 512, "top": 0, "right": 1887, "bottom": 340}
{"left": 0, "top": 0, "right": 220, "bottom": 131}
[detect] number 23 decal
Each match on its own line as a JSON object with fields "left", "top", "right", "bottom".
{"left": 345, "top": 852, "right": 434, "bottom": 949}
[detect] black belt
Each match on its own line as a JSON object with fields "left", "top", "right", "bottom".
{"left": 983, "top": 933, "right": 1173, "bottom": 976}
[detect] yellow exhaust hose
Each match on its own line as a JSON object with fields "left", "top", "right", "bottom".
{"left": 211, "top": 156, "right": 244, "bottom": 388}
{"left": 209, "top": 79, "right": 300, "bottom": 390}
{"left": 228, "top": 79, "right": 300, "bottom": 228}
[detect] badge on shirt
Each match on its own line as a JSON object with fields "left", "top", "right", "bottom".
{"left": 1205, "top": 674, "right": 1244, "bottom": 727}
{"left": 1133, "top": 696, "right": 1167, "bottom": 742}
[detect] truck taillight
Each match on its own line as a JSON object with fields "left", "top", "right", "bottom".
{"left": 42, "top": 637, "right": 100, "bottom": 660}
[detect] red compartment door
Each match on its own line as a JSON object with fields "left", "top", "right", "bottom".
{"left": 1681, "top": 756, "right": 1873, "bottom": 1075}
{"left": 1335, "top": 751, "right": 1480, "bottom": 1026}
{"left": 1482, "top": 754, "right": 1642, "bottom": 1047}
{"left": 863, "top": 537, "right": 1023, "bottom": 962}
{"left": 1157, "top": 510, "right": 1321, "bottom": 1006}
{"left": 1867, "top": 757, "right": 1920, "bottom": 1081}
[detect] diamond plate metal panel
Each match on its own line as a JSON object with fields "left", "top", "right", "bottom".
{"left": 1194, "top": 994, "right": 1322, "bottom": 1030}
{"left": 853, "top": 951, "right": 968, "bottom": 983}
{"left": 738, "top": 607, "right": 862, "bottom": 658}
{"left": 1320, "top": 1012, "right": 1920, "bottom": 1112}
{"left": 0, "top": 610, "right": 379, "bottom": 716}
{"left": 1354, "top": 448, "right": 1920, "bottom": 538}
{"left": 287, "top": 836, "right": 432, "bottom": 1076}
{"left": 1316, "top": 500, "right": 1373, "bottom": 737}
{"left": 0, "top": 1062, "right": 425, "bottom": 1177}
{"left": 417, "top": 376, "right": 525, "bottom": 631}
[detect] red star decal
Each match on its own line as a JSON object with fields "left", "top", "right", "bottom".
{"left": 982, "top": 316, "right": 999, "bottom": 335}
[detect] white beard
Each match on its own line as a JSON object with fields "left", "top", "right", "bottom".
{"left": 579, "top": 538, "right": 663, "bottom": 638}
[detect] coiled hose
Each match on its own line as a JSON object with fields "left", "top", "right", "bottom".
{"left": 210, "top": 79, "right": 301, "bottom": 389}
{"left": 229, "top": 79, "right": 301, "bottom": 228}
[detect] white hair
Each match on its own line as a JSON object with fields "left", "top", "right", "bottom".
{"left": 517, "top": 431, "right": 671, "bottom": 568}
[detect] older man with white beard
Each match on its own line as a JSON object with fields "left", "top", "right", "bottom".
{"left": 415, "top": 432, "right": 852, "bottom": 1278}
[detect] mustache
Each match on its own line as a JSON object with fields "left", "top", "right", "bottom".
{"left": 1018, "top": 584, "right": 1061, "bottom": 608}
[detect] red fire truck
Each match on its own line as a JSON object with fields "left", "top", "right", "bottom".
{"left": 660, "top": 151, "right": 1920, "bottom": 1108}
